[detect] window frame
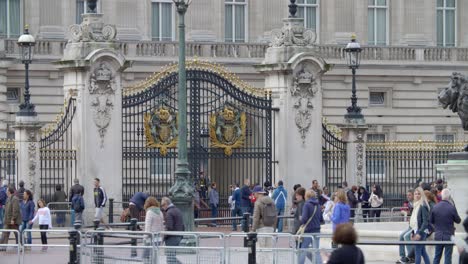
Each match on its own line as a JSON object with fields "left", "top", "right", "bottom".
{"left": 224, "top": 0, "right": 248, "bottom": 43}
{"left": 368, "top": 87, "right": 392, "bottom": 108}
{"left": 0, "top": 0, "right": 23, "bottom": 38}
{"left": 367, "top": 0, "right": 389, "bottom": 46}
{"left": 6, "top": 87, "right": 20, "bottom": 103}
{"left": 435, "top": 134, "right": 455, "bottom": 142}
{"left": 76, "top": 0, "right": 102, "bottom": 24}
{"left": 436, "top": 0, "right": 457, "bottom": 47}
{"left": 296, "top": 0, "right": 320, "bottom": 42}
{"left": 151, "top": 0, "right": 175, "bottom": 41}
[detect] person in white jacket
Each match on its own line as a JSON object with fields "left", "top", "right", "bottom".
{"left": 143, "top": 197, "right": 165, "bottom": 259}
{"left": 29, "top": 199, "right": 52, "bottom": 251}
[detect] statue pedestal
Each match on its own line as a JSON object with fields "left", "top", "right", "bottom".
{"left": 340, "top": 122, "right": 368, "bottom": 188}
{"left": 437, "top": 153, "right": 468, "bottom": 227}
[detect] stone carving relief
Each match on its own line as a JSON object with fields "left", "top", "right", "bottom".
{"left": 355, "top": 133, "right": 365, "bottom": 187}
{"left": 438, "top": 72, "right": 468, "bottom": 132}
{"left": 27, "top": 131, "right": 37, "bottom": 193}
{"left": 291, "top": 66, "right": 318, "bottom": 144}
{"left": 88, "top": 62, "right": 116, "bottom": 148}
{"left": 69, "top": 11, "right": 117, "bottom": 43}
{"left": 270, "top": 19, "right": 316, "bottom": 47}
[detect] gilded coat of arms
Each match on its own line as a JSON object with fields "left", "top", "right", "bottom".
{"left": 144, "top": 107, "right": 178, "bottom": 156}
{"left": 210, "top": 105, "right": 246, "bottom": 156}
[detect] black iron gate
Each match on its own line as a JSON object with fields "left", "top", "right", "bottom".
{"left": 322, "top": 123, "right": 347, "bottom": 192}
{"left": 122, "top": 61, "right": 273, "bottom": 201}
{"left": 40, "top": 97, "right": 77, "bottom": 202}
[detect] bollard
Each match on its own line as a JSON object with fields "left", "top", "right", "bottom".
{"left": 130, "top": 218, "right": 138, "bottom": 257}
{"left": 68, "top": 229, "right": 78, "bottom": 264}
{"left": 246, "top": 232, "right": 257, "bottom": 264}
{"left": 74, "top": 221, "right": 82, "bottom": 264}
{"left": 93, "top": 219, "right": 100, "bottom": 230}
{"left": 108, "top": 198, "right": 114, "bottom": 224}
{"left": 242, "top": 212, "right": 250, "bottom": 232}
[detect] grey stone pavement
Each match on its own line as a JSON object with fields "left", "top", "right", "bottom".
{"left": 0, "top": 226, "right": 403, "bottom": 264}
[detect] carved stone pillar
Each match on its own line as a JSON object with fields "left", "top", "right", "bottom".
{"left": 340, "top": 124, "right": 368, "bottom": 188}
{"left": 257, "top": 17, "right": 329, "bottom": 190}
{"left": 58, "top": 13, "right": 130, "bottom": 222}
{"left": 14, "top": 117, "right": 41, "bottom": 198}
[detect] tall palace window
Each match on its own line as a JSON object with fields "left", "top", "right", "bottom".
{"left": 297, "top": 0, "right": 319, "bottom": 34}
{"left": 368, "top": 0, "right": 388, "bottom": 46}
{"left": 225, "top": 0, "right": 247, "bottom": 42}
{"left": 0, "top": 0, "right": 21, "bottom": 38}
{"left": 437, "top": 0, "right": 456, "bottom": 47}
{"left": 151, "top": 0, "right": 174, "bottom": 41}
{"left": 76, "top": 0, "right": 101, "bottom": 24}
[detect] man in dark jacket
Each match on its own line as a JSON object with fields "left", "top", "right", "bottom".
{"left": 299, "top": 189, "right": 324, "bottom": 264}
{"left": 93, "top": 178, "right": 107, "bottom": 224}
{"left": 129, "top": 191, "right": 149, "bottom": 220}
{"left": 69, "top": 178, "right": 84, "bottom": 202}
{"left": 161, "top": 197, "right": 184, "bottom": 264}
{"left": 347, "top": 186, "right": 358, "bottom": 220}
{"left": 430, "top": 189, "right": 461, "bottom": 264}
{"left": 240, "top": 178, "right": 252, "bottom": 230}
{"left": 0, "top": 186, "right": 21, "bottom": 250}
{"left": 0, "top": 180, "right": 8, "bottom": 229}
{"left": 16, "top": 180, "right": 25, "bottom": 201}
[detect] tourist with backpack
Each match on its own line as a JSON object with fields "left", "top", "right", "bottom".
{"left": 252, "top": 185, "right": 277, "bottom": 264}
{"left": 272, "top": 180, "right": 287, "bottom": 232}
{"left": 298, "top": 189, "right": 324, "bottom": 264}
{"left": 71, "top": 193, "right": 85, "bottom": 224}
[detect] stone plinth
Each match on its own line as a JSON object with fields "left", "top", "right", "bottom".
{"left": 14, "top": 116, "right": 41, "bottom": 197}
{"left": 437, "top": 155, "right": 468, "bottom": 222}
{"left": 340, "top": 122, "right": 368, "bottom": 187}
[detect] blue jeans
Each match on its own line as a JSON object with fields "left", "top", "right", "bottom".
{"left": 415, "top": 233, "right": 430, "bottom": 264}
{"left": 298, "top": 235, "right": 322, "bottom": 264}
{"left": 20, "top": 221, "right": 33, "bottom": 244}
{"left": 433, "top": 243, "right": 453, "bottom": 264}
{"left": 231, "top": 207, "right": 242, "bottom": 231}
{"left": 210, "top": 204, "right": 218, "bottom": 225}
{"left": 165, "top": 236, "right": 182, "bottom": 264}
{"left": 240, "top": 207, "right": 250, "bottom": 231}
{"left": 276, "top": 208, "right": 284, "bottom": 232}
{"left": 399, "top": 227, "right": 413, "bottom": 258}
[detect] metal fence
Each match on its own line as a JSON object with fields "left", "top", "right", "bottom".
{"left": 39, "top": 97, "right": 77, "bottom": 203}
{"left": 0, "top": 139, "right": 17, "bottom": 187}
{"left": 322, "top": 123, "right": 346, "bottom": 193}
{"left": 366, "top": 141, "right": 466, "bottom": 208}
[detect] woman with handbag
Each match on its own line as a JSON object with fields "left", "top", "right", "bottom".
{"left": 298, "top": 189, "right": 323, "bottom": 264}
{"left": 293, "top": 187, "right": 306, "bottom": 235}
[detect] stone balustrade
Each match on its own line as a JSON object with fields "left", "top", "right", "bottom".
{"left": 2, "top": 38, "right": 468, "bottom": 63}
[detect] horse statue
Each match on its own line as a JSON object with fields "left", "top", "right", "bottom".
{"left": 438, "top": 72, "right": 468, "bottom": 132}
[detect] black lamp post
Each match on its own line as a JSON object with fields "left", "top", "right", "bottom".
{"left": 17, "top": 26, "right": 37, "bottom": 117}
{"left": 344, "top": 34, "right": 363, "bottom": 120}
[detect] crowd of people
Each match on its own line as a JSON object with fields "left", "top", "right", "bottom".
{"left": 1, "top": 174, "right": 468, "bottom": 264}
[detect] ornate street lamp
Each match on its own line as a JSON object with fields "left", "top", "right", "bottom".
{"left": 17, "top": 26, "right": 37, "bottom": 117}
{"left": 344, "top": 34, "right": 363, "bottom": 120}
{"left": 170, "top": 0, "right": 194, "bottom": 231}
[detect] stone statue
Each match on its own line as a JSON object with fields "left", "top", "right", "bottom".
{"left": 438, "top": 72, "right": 468, "bottom": 131}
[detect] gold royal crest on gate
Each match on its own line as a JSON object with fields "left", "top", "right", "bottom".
{"left": 144, "top": 107, "right": 178, "bottom": 156}
{"left": 210, "top": 105, "right": 246, "bottom": 156}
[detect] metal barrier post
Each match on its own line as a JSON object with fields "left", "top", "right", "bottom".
{"left": 130, "top": 218, "right": 137, "bottom": 257}
{"left": 74, "top": 221, "right": 81, "bottom": 264}
{"left": 68, "top": 229, "right": 78, "bottom": 264}
{"left": 242, "top": 212, "right": 250, "bottom": 233}
{"left": 109, "top": 198, "right": 114, "bottom": 224}
{"left": 246, "top": 232, "right": 257, "bottom": 264}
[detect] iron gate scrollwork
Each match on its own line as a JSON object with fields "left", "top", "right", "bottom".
{"left": 322, "top": 122, "right": 347, "bottom": 192}
{"left": 40, "top": 97, "right": 77, "bottom": 202}
{"left": 122, "top": 61, "right": 273, "bottom": 202}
